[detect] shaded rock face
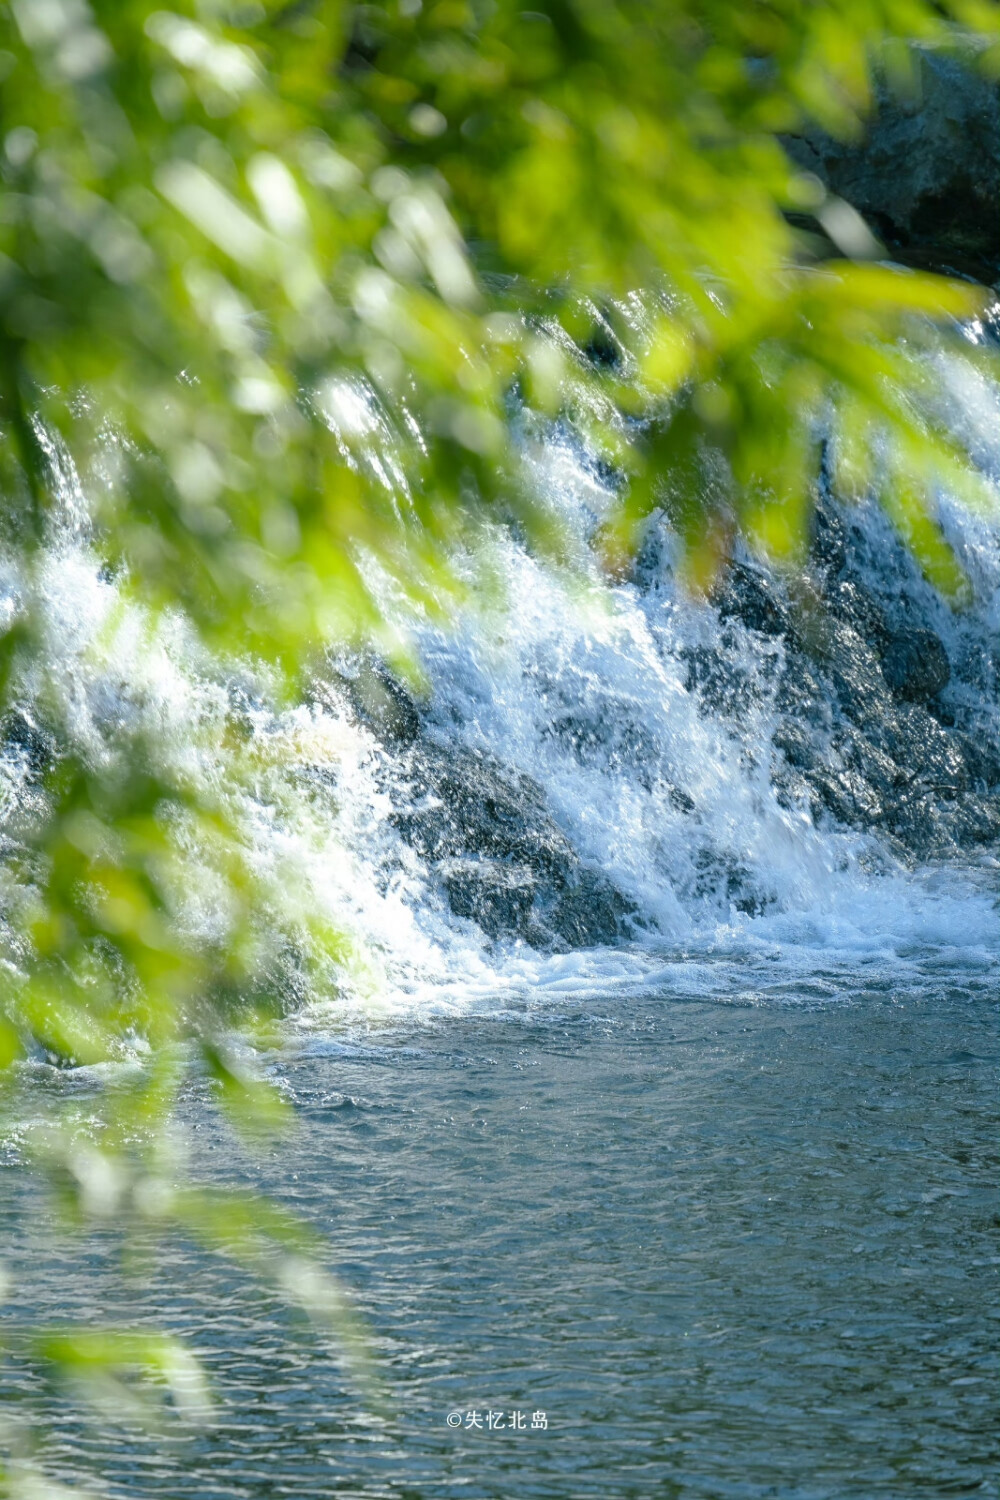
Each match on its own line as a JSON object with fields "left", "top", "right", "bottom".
{"left": 334, "top": 657, "right": 421, "bottom": 746}
{"left": 881, "top": 632, "right": 950, "bottom": 702}
{"left": 716, "top": 563, "right": 792, "bottom": 640}
{"left": 325, "top": 657, "right": 636, "bottom": 950}
{"left": 710, "top": 505, "right": 1000, "bottom": 862}
{"left": 782, "top": 42, "right": 1000, "bottom": 277}
{"left": 387, "top": 743, "right": 636, "bottom": 950}
{"left": 1, "top": 709, "right": 52, "bottom": 781}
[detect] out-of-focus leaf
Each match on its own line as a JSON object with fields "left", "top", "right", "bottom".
{"left": 35, "top": 1328, "right": 212, "bottom": 1427}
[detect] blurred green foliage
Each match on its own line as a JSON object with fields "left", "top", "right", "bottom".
{"left": 0, "top": 0, "right": 998, "bottom": 1488}
{"left": 1, "top": 0, "right": 996, "bottom": 642}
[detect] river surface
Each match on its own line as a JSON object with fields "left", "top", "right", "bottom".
{"left": 4, "top": 938, "right": 998, "bottom": 1499}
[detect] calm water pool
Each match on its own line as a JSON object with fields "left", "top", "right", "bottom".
{"left": 3, "top": 950, "right": 998, "bottom": 1498}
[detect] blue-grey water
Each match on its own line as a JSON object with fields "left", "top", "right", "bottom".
{"left": 3, "top": 947, "right": 997, "bottom": 1498}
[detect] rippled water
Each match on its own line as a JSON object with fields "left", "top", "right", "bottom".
{"left": 4, "top": 946, "right": 997, "bottom": 1498}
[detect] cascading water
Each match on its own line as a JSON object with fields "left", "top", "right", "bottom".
{"left": 1, "top": 321, "right": 998, "bottom": 1025}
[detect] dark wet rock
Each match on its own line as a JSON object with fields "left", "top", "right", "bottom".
{"left": 949, "top": 794, "right": 1000, "bottom": 846}
{"left": 392, "top": 744, "right": 575, "bottom": 876}
{"left": 824, "top": 580, "right": 892, "bottom": 656}
{"left": 773, "top": 717, "right": 823, "bottom": 772}
{"left": 772, "top": 762, "right": 815, "bottom": 814}
{"left": 546, "top": 867, "right": 635, "bottom": 947}
{"left": 336, "top": 657, "right": 422, "bottom": 745}
{"left": 927, "top": 698, "right": 957, "bottom": 728}
{"left": 694, "top": 502, "right": 997, "bottom": 857}
{"left": 440, "top": 858, "right": 628, "bottom": 950}
{"left": 818, "top": 620, "right": 896, "bottom": 725}
{"left": 782, "top": 41, "right": 1000, "bottom": 276}
{"left": 545, "top": 705, "right": 659, "bottom": 784}
{"left": 629, "top": 491, "right": 998, "bottom": 861}
{"left": 583, "top": 316, "right": 623, "bottom": 372}
{"left": 810, "top": 494, "right": 848, "bottom": 575}
{"left": 665, "top": 782, "right": 696, "bottom": 815}
{"left": 716, "top": 562, "right": 792, "bottom": 640}
{"left": 622, "top": 494, "right": 996, "bottom": 862}
{"left": 810, "top": 766, "right": 885, "bottom": 828}
{"left": 1, "top": 708, "right": 53, "bottom": 780}
{"left": 390, "top": 743, "right": 635, "bottom": 947}
{"left": 449, "top": 863, "right": 628, "bottom": 950}
{"left": 880, "top": 631, "right": 950, "bottom": 703}
{"left": 631, "top": 513, "right": 677, "bottom": 587}
{"left": 774, "top": 653, "right": 831, "bottom": 728}
{"left": 691, "top": 847, "right": 771, "bottom": 916}
{"left": 440, "top": 859, "right": 538, "bottom": 941}
{"left": 781, "top": 667, "right": 978, "bottom": 853}
{"left": 680, "top": 643, "right": 757, "bottom": 721}
{"left": 956, "top": 731, "right": 1000, "bottom": 791}
{"left": 882, "top": 791, "right": 958, "bottom": 860}
{"left": 881, "top": 705, "right": 968, "bottom": 797}
{"left": 835, "top": 727, "right": 904, "bottom": 800}
{"left": 545, "top": 702, "right": 693, "bottom": 804}
{"left": 785, "top": 619, "right": 997, "bottom": 853}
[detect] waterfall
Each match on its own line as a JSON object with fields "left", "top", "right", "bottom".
{"left": 2, "top": 324, "right": 998, "bottom": 1022}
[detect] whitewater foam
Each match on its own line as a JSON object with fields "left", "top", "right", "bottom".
{"left": 1, "top": 337, "right": 998, "bottom": 1021}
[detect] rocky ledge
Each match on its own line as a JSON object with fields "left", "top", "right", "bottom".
{"left": 782, "top": 39, "right": 1000, "bottom": 280}
{"left": 334, "top": 658, "right": 637, "bottom": 951}
{"left": 694, "top": 498, "right": 1000, "bottom": 862}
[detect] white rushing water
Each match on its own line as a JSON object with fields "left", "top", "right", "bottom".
{"left": 1, "top": 334, "right": 999, "bottom": 1023}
